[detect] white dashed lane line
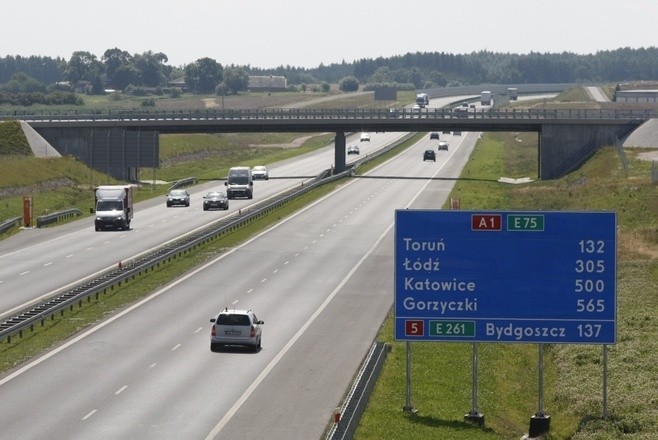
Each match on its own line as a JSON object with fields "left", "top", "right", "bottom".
{"left": 82, "top": 409, "right": 97, "bottom": 421}
{"left": 115, "top": 385, "right": 128, "bottom": 395}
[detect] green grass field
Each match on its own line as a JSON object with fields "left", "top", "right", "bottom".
{"left": 354, "top": 133, "right": 658, "bottom": 439}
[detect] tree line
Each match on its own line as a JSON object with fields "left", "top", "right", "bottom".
{"left": 0, "top": 47, "right": 656, "bottom": 105}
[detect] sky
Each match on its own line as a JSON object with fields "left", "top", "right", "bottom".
{"left": 2, "top": 0, "right": 656, "bottom": 69}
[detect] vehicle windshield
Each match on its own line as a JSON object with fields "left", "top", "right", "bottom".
{"left": 228, "top": 175, "right": 249, "bottom": 185}
{"left": 97, "top": 200, "right": 123, "bottom": 211}
{"left": 169, "top": 190, "right": 186, "bottom": 196}
{"left": 206, "top": 192, "right": 224, "bottom": 198}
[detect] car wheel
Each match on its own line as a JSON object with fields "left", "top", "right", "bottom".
{"left": 166, "top": 202, "right": 171, "bottom": 207}
{"left": 210, "top": 342, "right": 219, "bottom": 352}
{"left": 203, "top": 206, "right": 208, "bottom": 211}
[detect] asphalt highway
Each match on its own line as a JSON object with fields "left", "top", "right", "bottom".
{"left": 0, "top": 96, "right": 478, "bottom": 439}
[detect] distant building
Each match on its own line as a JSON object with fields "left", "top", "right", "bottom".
{"left": 616, "top": 90, "right": 658, "bottom": 103}
{"left": 248, "top": 76, "right": 287, "bottom": 92}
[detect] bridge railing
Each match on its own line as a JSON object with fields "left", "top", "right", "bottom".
{"left": 0, "top": 107, "right": 654, "bottom": 122}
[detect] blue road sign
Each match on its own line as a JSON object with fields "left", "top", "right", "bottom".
{"left": 394, "top": 210, "right": 616, "bottom": 344}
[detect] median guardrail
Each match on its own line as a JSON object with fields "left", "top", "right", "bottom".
{"left": 0, "top": 130, "right": 415, "bottom": 342}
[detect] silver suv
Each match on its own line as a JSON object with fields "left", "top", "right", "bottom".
{"left": 210, "top": 309, "right": 263, "bottom": 352}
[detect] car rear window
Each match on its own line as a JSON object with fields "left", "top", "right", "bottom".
{"left": 217, "top": 314, "right": 251, "bottom": 325}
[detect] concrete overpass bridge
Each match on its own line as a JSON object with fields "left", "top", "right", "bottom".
{"left": 6, "top": 107, "right": 655, "bottom": 180}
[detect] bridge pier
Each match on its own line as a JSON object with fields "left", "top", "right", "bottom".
{"left": 334, "top": 132, "right": 346, "bottom": 174}
{"left": 539, "top": 123, "right": 637, "bottom": 179}
{"left": 33, "top": 126, "right": 159, "bottom": 181}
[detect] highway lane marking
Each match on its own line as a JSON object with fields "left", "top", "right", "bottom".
{"left": 82, "top": 409, "right": 97, "bottom": 421}
{"left": 284, "top": 261, "right": 289, "bottom": 265}
{"left": 66, "top": 254, "right": 73, "bottom": 258}
{"left": 205, "top": 141, "right": 452, "bottom": 438}
{"left": 194, "top": 327, "right": 203, "bottom": 333}
{"left": 205, "top": 210, "right": 395, "bottom": 439}
{"left": 148, "top": 363, "right": 157, "bottom": 369}
{"left": 260, "top": 278, "right": 267, "bottom": 283}
{"left": 86, "top": 247, "right": 93, "bottom": 251}
{"left": 172, "top": 344, "right": 181, "bottom": 351}
{"left": 0, "top": 156, "right": 446, "bottom": 424}
{"left": 247, "top": 288, "right": 253, "bottom": 294}
{"left": 43, "top": 262, "right": 53, "bottom": 267}
{"left": 272, "top": 269, "right": 278, "bottom": 274}
{"left": 115, "top": 385, "right": 128, "bottom": 395}
{"left": 20, "top": 271, "right": 30, "bottom": 276}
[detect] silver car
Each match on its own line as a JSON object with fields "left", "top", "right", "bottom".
{"left": 252, "top": 166, "right": 269, "bottom": 180}
{"left": 210, "top": 309, "right": 263, "bottom": 352}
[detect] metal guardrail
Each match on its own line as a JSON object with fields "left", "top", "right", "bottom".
{"left": 326, "top": 342, "right": 389, "bottom": 440}
{"left": 0, "top": 107, "right": 655, "bottom": 122}
{"left": 169, "top": 177, "right": 198, "bottom": 189}
{"left": 0, "top": 170, "right": 334, "bottom": 341}
{"left": 0, "top": 129, "right": 416, "bottom": 341}
{"left": 36, "top": 208, "right": 82, "bottom": 228}
{"left": 0, "top": 216, "right": 22, "bottom": 235}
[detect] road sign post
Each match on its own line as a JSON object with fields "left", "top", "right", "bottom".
{"left": 395, "top": 210, "right": 617, "bottom": 435}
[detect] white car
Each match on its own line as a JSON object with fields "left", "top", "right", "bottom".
{"left": 360, "top": 133, "right": 370, "bottom": 142}
{"left": 252, "top": 165, "right": 269, "bottom": 180}
{"left": 210, "top": 309, "right": 263, "bottom": 352}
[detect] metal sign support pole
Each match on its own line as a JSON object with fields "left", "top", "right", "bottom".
{"left": 403, "top": 341, "right": 416, "bottom": 412}
{"left": 529, "top": 344, "right": 550, "bottom": 437}
{"left": 464, "top": 342, "right": 485, "bottom": 426}
{"left": 603, "top": 345, "right": 608, "bottom": 418}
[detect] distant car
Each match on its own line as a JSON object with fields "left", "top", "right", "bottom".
{"left": 442, "top": 130, "right": 451, "bottom": 135}
{"left": 360, "top": 133, "right": 370, "bottom": 142}
{"left": 252, "top": 166, "right": 269, "bottom": 180}
{"left": 347, "top": 145, "right": 360, "bottom": 155}
{"left": 430, "top": 132, "right": 440, "bottom": 140}
{"left": 166, "top": 189, "right": 190, "bottom": 207}
{"left": 438, "top": 141, "right": 449, "bottom": 151}
{"left": 202, "top": 191, "right": 229, "bottom": 211}
{"left": 453, "top": 130, "right": 462, "bottom": 136}
{"left": 210, "top": 309, "right": 263, "bottom": 352}
{"left": 423, "top": 149, "right": 436, "bottom": 161}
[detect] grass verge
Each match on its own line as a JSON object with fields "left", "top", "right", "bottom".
{"left": 355, "top": 133, "right": 658, "bottom": 439}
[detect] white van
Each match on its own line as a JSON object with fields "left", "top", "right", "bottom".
{"left": 225, "top": 166, "right": 253, "bottom": 199}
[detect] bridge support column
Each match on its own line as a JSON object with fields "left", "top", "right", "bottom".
{"left": 334, "top": 131, "right": 346, "bottom": 174}
{"left": 539, "top": 123, "right": 636, "bottom": 179}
